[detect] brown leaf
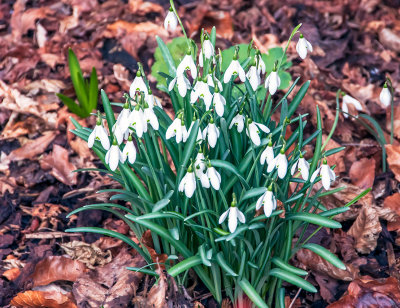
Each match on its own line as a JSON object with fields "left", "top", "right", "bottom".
{"left": 328, "top": 277, "right": 400, "bottom": 308}
{"left": 30, "top": 256, "right": 87, "bottom": 287}
{"left": 106, "top": 21, "right": 168, "bottom": 37}
{"left": 322, "top": 135, "right": 345, "bottom": 173}
{"left": 386, "top": 144, "right": 400, "bottom": 182}
{"left": 145, "top": 268, "right": 167, "bottom": 308}
{"left": 7, "top": 131, "right": 56, "bottom": 162}
{"left": 128, "top": 0, "right": 163, "bottom": 15}
{"left": 40, "top": 144, "right": 78, "bottom": 185}
{"left": 2, "top": 267, "right": 21, "bottom": 281}
{"left": 379, "top": 28, "right": 400, "bottom": 53}
{"left": 72, "top": 248, "right": 145, "bottom": 308}
{"left": 11, "top": 289, "right": 77, "bottom": 308}
{"left": 348, "top": 205, "right": 398, "bottom": 254}
{"left": 349, "top": 157, "right": 376, "bottom": 189}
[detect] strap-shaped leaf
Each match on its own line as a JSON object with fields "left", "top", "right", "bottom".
{"left": 156, "top": 36, "right": 177, "bottom": 76}
{"left": 216, "top": 252, "right": 237, "bottom": 276}
{"left": 271, "top": 257, "right": 307, "bottom": 276}
{"left": 168, "top": 255, "right": 203, "bottom": 277}
{"left": 302, "top": 243, "right": 346, "bottom": 270}
{"left": 286, "top": 213, "right": 342, "bottom": 229}
{"left": 269, "top": 268, "right": 317, "bottom": 293}
{"left": 88, "top": 67, "right": 98, "bottom": 112}
{"left": 238, "top": 278, "right": 269, "bottom": 308}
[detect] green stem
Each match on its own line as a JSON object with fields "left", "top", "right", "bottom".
{"left": 169, "top": 0, "right": 191, "bottom": 50}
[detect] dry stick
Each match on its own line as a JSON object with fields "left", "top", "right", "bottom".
{"left": 288, "top": 274, "right": 309, "bottom": 308}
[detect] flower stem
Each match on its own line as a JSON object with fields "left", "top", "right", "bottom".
{"left": 169, "top": 0, "right": 191, "bottom": 50}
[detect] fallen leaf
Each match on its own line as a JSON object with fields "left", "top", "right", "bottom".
{"left": 30, "top": 256, "right": 87, "bottom": 287}
{"left": 348, "top": 205, "right": 398, "bottom": 254}
{"left": 40, "top": 144, "right": 78, "bottom": 185}
{"left": 386, "top": 144, "right": 400, "bottom": 182}
{"left": 322, "top": 135, "right": 345, "bottom": 173}
{"left": 349, "top": 157, "right": 376, "bottom": 189}
{"left": 328, "top": 277, "right": 400, "bottom": 307}
{"left": 128, "top": 0, "right": 163, "bottom": 15}
{"left": 145, "top": 268, "right": 167, "bottom": 308}
{"left": 2, "top": 267, "right": 21, "bottom": 281}
{"left": 106, "top": 21, "right": 167, "bottom": 37}
{"left": 11, "top": 289, "right": 76, "bottom": 308}
{"left": 379, "top": 28, "right": 400, "bottom": 53}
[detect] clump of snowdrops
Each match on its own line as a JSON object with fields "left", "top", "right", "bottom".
{"left": 66, "top": 1, "right": 368, "bottom": 307}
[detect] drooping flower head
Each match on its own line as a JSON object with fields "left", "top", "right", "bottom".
{"left": 267, "top": 147, "right": 288, "bottom": 179}
{"left": 380, "top": 82, "right": 391, "bottom": 108}
{"left": 177, "top": 51, "right": 197, "bottom": 79}
{"left": 223, "top": 51, "right": 246, "bottom": 83}
{"left": 129, "top": 70, "right": 148, "bottom": 97}
{"left": 310, "top": 159, "right": 336, "bottom": 190}
{"left": 342, "top": 93, "right": 362, "bottom": 118}
{"left": 256, "top": 185, "right": 277, "bottom": 218}
{"left": 105, "top": 138, "right": 124, "bottom": 171}
{"left": 296, "top": 33, "right": 313, "bottom": 60}
{"left": 218, "top": 194, "right": 245, "bottom": 233}
{"left": 178, "top": 164, "right": 196, "bottom": 198}
{"left": 122, "top": 134, "right": 137, "bottom": 164}
{"left": 265, "top": 63, "right": 281, "bottom": 95}
{"left": 229, "top": 111, "right": 245, "bottom": 133}
{"left": 291, "top": 152, "right": 310, "bottom": 181}
{"left": 164, "top": 7, "right": 178, "bottom": 31}
{"left": 88, "top": 116, "right": 110, "bottom": 150}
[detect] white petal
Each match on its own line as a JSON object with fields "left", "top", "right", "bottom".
{"left": 380, "top": 87, "right": 391, "bottom": 107}
{"left": 178, "top": 173, "right": 187, "bottom": 192}
{"left": 310, "top": 167, "right": 320, "bottom": 182}
{"left": 88, "top": 128, "right": 96, "bottom": 148}
{"left": 256, "top": 193, "right": 265, "bottom": 210}
{"left": 237, "top": 209, "right": 246, "bottom": 223}
{"left": 329, "top": 168, "right": 336, "bottom": 181}
{"left": 108, "top": 146, "right": 120, "bottom": 171}
{"left": 112, "top": 124, "right": 123, "bottom": 145}
{"left": 321, "top": 165, "right": 331, "bottom": 190}
{"left": 255, "top": 122, "right": 270, "bottom": 133}
{"left": 299, "top": 158, "right": 310, "bottom": 181}
{"left": 343, "top": 95, "right": 362, "bottom": 111}
{"left": 168, "top": 77, "right": 177, "bottom": 92}
{"left": 237, "top": 63, "right": 246, "bottom": 82}
{"left": 342, "top": 100, "right": 349, "bottom": 118}
{"left": 177, "top": 75, "right": 189, "bottom": 97}
{"left": 277, "top": 154, "right": 288, "bottom": 179}
{"left": 208, "top": 167, "right": 221, "bottom": 190}
{"left": 223, "top": 61, "right": 235, "bottom": 83}
{"left": 264, "top": 191, "right": 274, "bottom": 217}
{"left": 264, "top": 74, "right": 271, "bottom": 89}
{"left": 185, "top": 172, "right": 196, "bottom": 198}
{"left": 219, "top": 209, "right": 230, "bottom": 224}
{"left": 228, "top": 207, "right": 238, "bottom": 233}
{"left": 268, "top": 72, "right": 279, "bottom": 95}
{"left": 98, "top": 126, "right": 110, "bottom": 150}
{"left": 306, "top": 40, "right": 313, "bottom": 52}
{"left": 290, "top": 161, "right": 299, "bottom": 176}
{"left": 296, "top": 38, "right": 308, "bottom": 59}
{"left": 164, "top": 11, "right": 178, "bottom": 31}
{"left": 267, "top": 157, "right": 277, "bottom": 173}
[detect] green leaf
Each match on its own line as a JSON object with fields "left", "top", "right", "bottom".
{"left": 216, "top": 252, "right": 238, "bottom": 276}
{"left": 238, "top": 278, "right": 269, "bottom": 308}
{"left": 101, "top": 89, "right": 116, "bottom": 136}
{"left": 241, "top": 187, "right": 267, "bottom": 202}
{"left": 271, "top": 257, "right": 308, "bottom": 276}
{"left": 57, "top": 93, "right": 88, "bottom": 118}
{"left": 302, "top": 243, "right": 346, "bottom": 270}
{"left": 68, "top": 48, "right": 88, "bottom": 107}
{"left": 269, "top": 268, "right": 317, "bottom": 293}
{"left": 88, "top": 67, "right": 99, "bottom": 112}
{"left": 168, "top": 255, "right": 203, "bottom": 277}
{"left": 286, "top": 213, "right": 342, "bottom": 229}
{"left": 152, "top": 190, "right": 174, "bottom": 212}
{"left": 126, "top": 267, "right": 159, "bottom": 276}
{"left": 210, "top": 159, "right": 250, "bottom": 191}
{"left": 288, "top": 80, "right": 310, "bottom": 118}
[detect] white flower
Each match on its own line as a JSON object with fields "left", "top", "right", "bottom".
{"left": 342, "top": 94, "right": 362, "bottom": 118}
{"left": 177, "top": 54, "right": 197, "bottom": 79}
{"left": 129, "top": 73, "right": 148, "bottom": 97}
{"left": 164, "top": 9, "right": 178, "bottom": 31}
{"left": 296, "top": 34, "right": 313, "bottom": 59}
{"left": 380, "top": 84, "right": 391, "bottom": 107}
{"left": 168, "top": 74, "right": 191, "bottom": 97}
{"left": 105, "top": 142, "right": 124, "bottom": 171}
{"left": 88, "top": 121, "right": 110, "bottom": 150}
{"left": 246, "top": 65, "right": 261, "bottom": 91}
{"left": 112, "top": 123, "right": 124, "bottom": 145}
{"left": 207, "top": 74, "right": 223, "bottom": 92}
{"left": 265, "top": 70, "right": 280, "bottom": 95}
{"left": 143, "top": 106, "right": 159, "bottom": 131}
{"left": 194, "top": 152, "right": 209, "bottom": 188}
{"left": 145, "top": 91, "right": 162, "bottom": 109}
{"left": 190, "top": 80, "right": 212, "bottom": 109}
{"left": 267, "top": 151, "right": 288, "bottom": 179}
{"left": 206, "top": 165, "right": 221, "bottom": 190}
{"left": 223, "top": 59, "right": 246, "bottom": 83}
{"left": 199, "top": 39, "right": 214, "bottom": 67}
{"left": 260, "top": 143, "right": 274, "bottom": 165}
{"left": 310, "top": 160, "right": 335, "bottom": 190}
{"left": 256, "top": 189, "right": 277, "bottom": 218}
{"left": 203, "top": 121, "right": 219, "bottom": 148}
{"left": 219, "top": 206, "right": 245, "bottom": 233}
{"left": 213, "top": 92, "right": 226, "bottom": 117}
{"left": 246, "top": 120, "right": 270, "bottom": 146}
{"left": 122, "top": 136, "right": 137, "bottom": 164}
{"left": 188, "top": 121, "right": 203, "bottom": 141}
{"left": 115, "top": 104, "right": 131, "bottom": 134}
{"left": 229, "top": 112, "right": 245, "bottom": 133}
{"left": 291, "top": 155, "right": 310, "bottom": 181}
{"left": 166, "top": 118, "right": 188, "bottom": 144}
{"left": 178, "top": 168, "right": 196, "bottom": 198}
{"left": 256, "top": 54, "right": 266, "bottom": 75}
{"left": 127, "top": 107, "right": 145, "bottom": 138}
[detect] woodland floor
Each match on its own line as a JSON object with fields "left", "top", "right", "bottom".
{"left": 1, "top": 0, "right": 400, "bottom": 307}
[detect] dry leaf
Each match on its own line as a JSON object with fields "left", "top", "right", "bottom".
{"left": 128, "top": 0, "right": 163, "bottom": 15}
{"left": 379, "top": 28, "right": 400, "bottom": 53}
{"left": 11, "top": 289, "right": 76, "bottom": 308}
{"left": 328, "top": 277, "right": 400, "bottom": 308}
{"left": 322, "top": 135, "right": 345, "bottom": 173}
{"left": 386, "top": 144, "right": 400, "bottom": 182}
{"left": 349, "top": 157, "right": 376, "bottom": 189}
{"left": 348, "top": 205, "right": 398, "bottom": 254}
{"left": 30, "top": 256, "right": 87, "bottom": 287}
{"left": 2, "top": 267, "right": 21, "bottom": 281}
{"left": 40, "top": 144, "right": 78, "bottom": 185}
{"left": 145, "top": 268, "right": 167, "bottom": 308}
{"left": 106, "top": 21, "right": 167, "bottom": 37}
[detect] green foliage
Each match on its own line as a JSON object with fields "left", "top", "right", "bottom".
{"left": 57, "top": 48, "right": 98, "bottom": 118}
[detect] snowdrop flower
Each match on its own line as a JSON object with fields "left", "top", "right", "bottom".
{"left": 203, "top": 118, "right": 219, "bottom": 148}
{"left": 143, "top": 105, "right": 159, "bottom": 131}
{"left": 290, "top": 153, "right": 310, "bottom": 181}
{"left": 166, "top": 117, "right": 188, "bottom": 144}
{"left": 112, "top": 123, "right": 124, "bottom": 145}
{"left": 260, "top": 141, "right": 274, "bottom": 165}
{"left": 164, "top": 7, "right": 178, "bottom": 31}
{"left": 145, "top": 90, "right": 163, "bottom": 109}
{"left": 188, "top": 120, "right": 203, "bottom": 141}
{"left": 190, "top": 79, "right": 213, "bottom": 109}
{"left": 246, "top": 119, "right": 270, "bottom": 146}
{"left": 229, "top": 112, "right": 245, "bottom": 133}
{"left": 199, "top": 37, "right": 214, "bottom": 67}
{"left": 207, "top": 74, "right": 223, "bottom": 92}
{"left": 310, "top": 159, "right": 335, "bottom": 190}
{"left": 380, "top": 83, "right": 391, "bottom": 108}
{"left": 122, "top": 135, "right": 137, "bottom": 164}
{"left": 177, "top": 52, "right": 197, "bottom": 79}
{"left": 168, "top": 74, "right": 191, "bottom": 98}
{"left": 296, "top": 34, "right": 313, "bottom": 59}
{"left": 219, "top": 195, "right": 245, "bottom": 233}
{"left": 115, "top": 103, "right": 131, "bottom": 134}
{"left": 267, "top": 149, "right": 288, "bottom": 179}
{"left": 256, "top": 186, "right": 277, "bottom": 218}
{"left": 223, "top": 56, "right": 246, "bottom": 83}
{"left": 127, "top": 105, "right": 145, "bottom": 138}
{"left": 129, "top": 71, "right": 148, "bottom": 97}
{"left": 212, "top": 88, "right": 226, "bottom": 117}
{"left": 265, "top": 69, "right": 280, "bottom": 95}
{"left": 246, "top": 65, "right": 261, "bottom": 92}
{"left": 178, "top": 165, "right": 196, "bottom": 198}
{"left": 194, "top": 152, "right": 209, "bottom": 188}
{"left": 256, "top": 52, "right": 266, "bottom": 75}
{"left": 342, "top": 94, "right": 362, "bottom": 118}
{"left": 206, "top": 162, "right": 221, "bottom": 190}
{"left": 105, "top": 139, "right": 124, "bottom": 171}
{"left": 88, "top": 119, "right": 110, "bottom": 150}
